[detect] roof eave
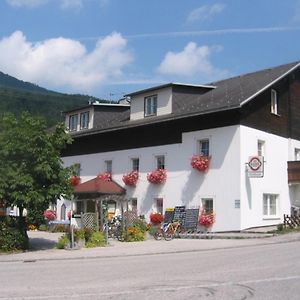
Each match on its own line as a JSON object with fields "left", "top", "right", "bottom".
{"left": 239, "top": 61, "right": 300, "bottom": 107}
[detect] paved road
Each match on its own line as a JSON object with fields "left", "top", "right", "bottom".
{"left": 1, "top": 233, "right": 300, "bottom": 299}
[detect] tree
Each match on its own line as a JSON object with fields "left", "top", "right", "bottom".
{"left": 0, "top": 112, "right": 74, "bottom": 241}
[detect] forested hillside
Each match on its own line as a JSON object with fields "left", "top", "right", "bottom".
{"left": 0, "top": 71, "right": 107, "bottom": 127}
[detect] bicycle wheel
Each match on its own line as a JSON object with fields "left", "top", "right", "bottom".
{"left": 164, "top": 229, "right": 174, "bottom": 241}
{"left": 154, "top": 230, "right": 163, "bottom": 240}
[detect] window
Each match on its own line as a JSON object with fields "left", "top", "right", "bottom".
{"left": 61, "top": 204, "right": 66, "bottom": 220}
{"left": 69, "top": 114, "right": 78, "bottom": 131}
{"left": 198, "top": 139, "right": 209, "bottom": 156}
{"left": 156, "top": 155, "right": 165, "bottom": 170}
{"left": 295, "top": 148, "right": 300, "bottom": 161}
{"left": 257, "top": 140, "right": 265, "bottom": 157}
{"left": 271, "top": 89, "right": 278, "bottom": 115}
{"left": 132, "top": 158, "right": 139, "bottom": 171}
{"left": 80, "top": 111, "right": 89, "bottom": 130}
{"left": 128, "top": 198, "right": 137, "bottom": 212}
{"left": 75, "top": 200, "right": 84, "bottom": 214}
{"left": 202, "top": 198, "right": 214, "bottom": 213}
{"left": 105, "top": 160, "right": 112, "bottom": 173}
{"left": 155, "top": 198, "right": 163, "bottom": 214}
{"left": 144, "top": 95, "right": 157, "bottom": 116}
{"left": 263, "top": 194, "right": 278, "bottom": 217}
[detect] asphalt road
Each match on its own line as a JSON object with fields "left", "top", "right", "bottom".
{"left": 1, "top": 238, "right": 300, "bottom": 300}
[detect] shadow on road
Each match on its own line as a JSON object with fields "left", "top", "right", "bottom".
{"left": 29, "top": 237, "right": 57, "bottom": 251}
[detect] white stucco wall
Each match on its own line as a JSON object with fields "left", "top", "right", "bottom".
{"left": 240, "top": 126, "right": 291, "bottom": 229}
{"left": 130, "top": 87, "right": 172, "bottom": 120}
{"left": 61, "top": 125, "right": 242, "bottom": 231}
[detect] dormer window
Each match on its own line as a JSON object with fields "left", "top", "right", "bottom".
{"left": 271, "top": 89, "right": 278, "bottom": 115}
{"left": 144, "top": 95, "right": 157, "bottom": 117}
{"left": 80, "top": 111, "right": 89, "bottom": 130}
{"left": 69, "top": 114, "right": 78, "bottom": 131}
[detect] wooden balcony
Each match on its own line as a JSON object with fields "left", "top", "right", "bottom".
{"left": 288, "top": 161, "right": 300, "bottom": 184}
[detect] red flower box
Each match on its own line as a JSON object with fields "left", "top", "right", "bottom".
{"left": 122, "top": 171, "right": 139, "bottom": 186}
{"left": 150, "top": 213, "right": 164, "bottom": 224}
{"left": 70, "top": 175, "right": 81, "bottom": 186}
{"left": 199, "top": 211, "right": 215, "bottom": 228}
{"left": 191, "top": 155, "right": 211, "bottom": 172}
{"left": 97, "top": 172, "right": 112, "bottom": 181}
{"left": 147, "top": 169, "right": 167, "bottom": 184}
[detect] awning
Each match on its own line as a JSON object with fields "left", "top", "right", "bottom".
{"left": 74, "top": 177, "right": 126, "bottom": 199}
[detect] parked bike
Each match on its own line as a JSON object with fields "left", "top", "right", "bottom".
{"left": 154, "top": 221, "right": 182, "bottom": 241}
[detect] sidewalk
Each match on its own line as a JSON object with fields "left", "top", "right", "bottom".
{"left": 1, "top": 230, "right": 300, "bottom": 263}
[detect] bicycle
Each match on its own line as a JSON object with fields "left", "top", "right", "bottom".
{"left": 154, "top": 221, "right": 182, "bottom": 241}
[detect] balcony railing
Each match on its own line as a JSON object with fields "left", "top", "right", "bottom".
{"left": 288, "top": 161, "right": 300, "bottom": 184}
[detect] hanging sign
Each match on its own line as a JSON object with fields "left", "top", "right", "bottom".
{"left": 247, "top": 156, "right": 264, "bottom": 178}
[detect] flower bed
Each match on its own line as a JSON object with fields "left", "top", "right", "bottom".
{"left": 147, "top": 169, "right": 167, "bottom": 184}
{"left": 97, "top": 172, "right": 112, "bottom": 181}
{"left": 191, "top": 155, "right": 211, "bottom": 172}
{"left": 122, "top": 171, "right": 139, "bottom": 186}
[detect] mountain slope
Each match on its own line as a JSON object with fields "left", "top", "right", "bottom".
{"left": 0, "top": 72, "right": 107, "bottom": 127}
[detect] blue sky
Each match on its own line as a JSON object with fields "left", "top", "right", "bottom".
{"left": 0, "top": 0, "right": 300, "bottom": 100}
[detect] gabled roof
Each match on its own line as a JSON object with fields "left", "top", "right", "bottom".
{"left": 69, "top": 61, "right": 300, "bottom": 138}
{"left": 74, "top": 177, "right": 126, "bottom": 196}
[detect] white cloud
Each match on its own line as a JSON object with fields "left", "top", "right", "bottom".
{"left": 6, "top": 0, "right": 47, "bottom": 7}
{"left": 157, "top": 42, "right": 226, "bottom": 80}
{"left": 187, "top": 4, "right": 225, "bottom": 23}
{"left": 60, "top": 0, "right": 83, "bottom": 10}
{"left": 0, "top": 31, "right": 133, "bottom": 93}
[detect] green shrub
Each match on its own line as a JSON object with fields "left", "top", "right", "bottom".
{"left": 277, "top": 223, "right": 284, "bottom": 231}
{"left": 132, "top": 219, "right": 148, "bottom": 233}
{"left": 56, "top": 234, "right": 70, "bottom": 249}
{"left": 38, "top": 224, "right": 47, "bottom": 231}
{"left": 74, "top": 229, "right": 85, "bottom": 241}
{"left": 125, "top": 226, "right": 145, "bottom": 242}
{"left": 0, "top": 220, "right": 28, "bottom": 252}
{"left": 85, "top": 231, "right": 106, "bottom": 248}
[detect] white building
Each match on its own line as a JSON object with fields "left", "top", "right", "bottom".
{"left": 58, "top": 61, "right": 300, "bottom": 231}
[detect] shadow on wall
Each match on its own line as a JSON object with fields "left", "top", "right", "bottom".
{"left": 140, "top": 183, "right": 164, "bottom": 216}
{"left": 180, "top": 170, "right": 206, "bottom": 207}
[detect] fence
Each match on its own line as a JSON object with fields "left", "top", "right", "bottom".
{"left": 283, "top": 214, "right": 300, "bottom": 228}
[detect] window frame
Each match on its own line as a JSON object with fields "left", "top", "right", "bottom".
{"left": 295, "top": 148, "right": 300, "bottom": 161}
{"left": 80, "top": 111, "right": 90, "bottom": 130}
{"left": 155, "top": 198, "right": 164, "bottom": 214}
{"left": 131, "top": 158, "right": 139, "bottom": 172}
{"left": 144, "top": 95, "right": 158, "bottom": 117}
{"left": 271, "top": 89, "right": 278, "bottom": 115}
{"left": 263, "top": 193, "right": 279, "bottom": 218}
{"left": 198, "top": 139, "right": 210, "bottom": 156}
{"left": 156, "top": 155, "right": 165, "bottom": 170}
{"left": 257, "top": 140, "right": 265, "bottom": 157}
{"left": 69, "top": 114, "right": 78, "bottom": 131}
{"left": 201, "top": 198, "right": 214, "bottom": 214}
{"left": 105, "top": 160, "right": 112, "bottom": 173}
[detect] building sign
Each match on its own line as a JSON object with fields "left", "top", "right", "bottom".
{"left": 247, "top": 156, "right": 264, "bottom": 178}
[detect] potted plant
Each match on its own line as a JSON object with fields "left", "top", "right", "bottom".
{"left": 191, "top": 155, "right": 211, "bottom": 172}
{"left": 122, "top": 170, "right": 139, "bottom": 186}
{"left": 150, "top": 212, "right": 164, "bottom": 225}
{"left": 97, "top": 172, "right": 112, "bottom": 181}
{"left": 147, "top": 169, "right": 167, "bottom": 184}
{"left": 199, "top": 211, "right": 215, "bottom": 229}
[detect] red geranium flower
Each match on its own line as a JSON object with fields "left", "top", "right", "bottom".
{"left": 122, "top": 171, "right": 139, "bottom": 186}
{"left": 70, "top": 175, "right": 81, "bottom": 186}
{"left": 97, "top": 172, "right": 112, "bottom": 181}
{"left": 191, "top": 155, "right": 211, "bottom": 172}
{"left": 147, "top": 169, "right": 167, "bottom": 184}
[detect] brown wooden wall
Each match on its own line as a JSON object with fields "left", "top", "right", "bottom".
{"left": 240, "top": 76, "right": 290, "bottom": 138}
